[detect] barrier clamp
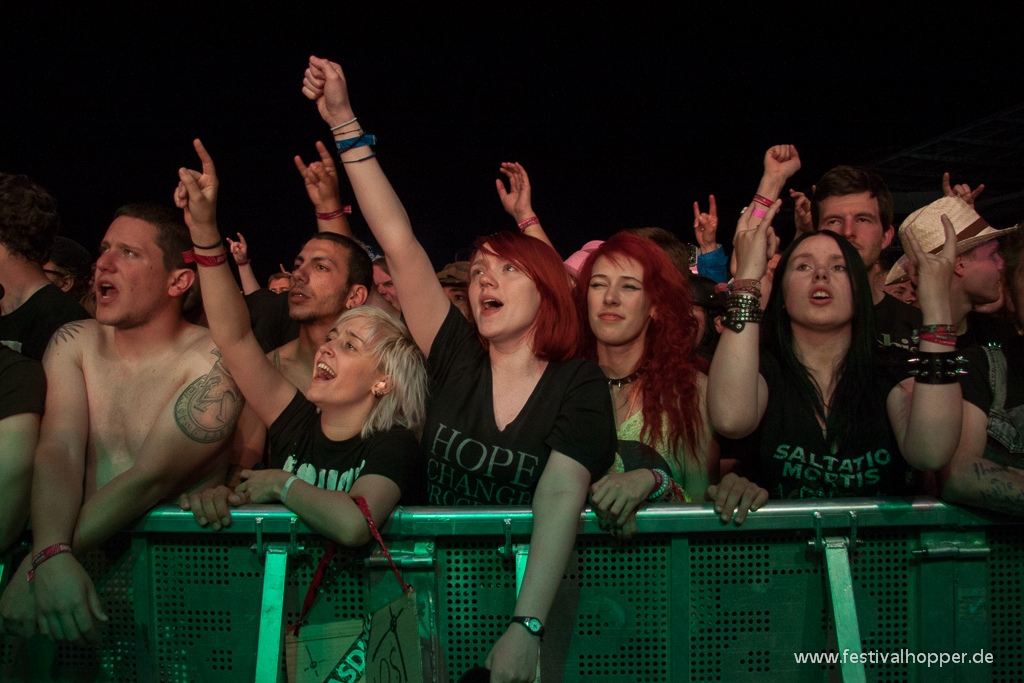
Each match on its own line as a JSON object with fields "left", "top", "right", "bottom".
{"left": 498, "top": 517, "right": 513, "bottom": 566}
{"left": 912, "top": 540, "right": 990, "bottom": 560}
{"left": 250, "top": 515, "right": 304, "bottom": 557}
{"left": 808, "top": 510, "right": 860, "bottom": 557}
{"left": 366, "top": 540, "right": 435, "bottom": 569}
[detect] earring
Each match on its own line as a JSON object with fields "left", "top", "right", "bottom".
{"left": 373, "top": 389, "right": 382, "bottom": 398}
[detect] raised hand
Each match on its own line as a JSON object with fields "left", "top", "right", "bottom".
{"left": 941, "top": 172, "right": 985, "bottom": 207}
{"left": 496, "top": 162, "right": 536, "bottom": 223}
{"left": 278, "top": 264, "right": 291, "bottom": 278}
{"left": 225, "top": 233, "right": 249, "bottom": 264}
{"left": 693, "top": 195, "right": 719, "bottom": 253}
{"left": 294, "top": 141, "right": 342, "bottom": 210}
{"left": 732, "top": 200, "right": 782, "bottom": 281}
{"left": 789, "top": 187, "right": 815, "bottom": 235}
{"left": 173, "top": 139, "right": 219, "bottom": 233}
{"left": 302, "top": 56, "right": 354, "bottom": 128}
{"left": 903, "top": 214, "right": 957, "bottom": 322}
{"left": 703, "top": 472, "right": 768, "bottom": 525}
{"left": 763, "top": 144, "right": 801, "bottom": 182}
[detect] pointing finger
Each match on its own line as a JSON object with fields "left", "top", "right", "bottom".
{"left": 709, "top": 194, "right": 717, "bottom": 217}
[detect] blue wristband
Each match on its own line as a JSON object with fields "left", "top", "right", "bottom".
{"left": 335, "top": 134, "right": 376, "bottom": 154}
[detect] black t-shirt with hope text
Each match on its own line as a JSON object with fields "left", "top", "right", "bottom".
{"left": 268, "top": 390, "right": 421, "bottom": 499}
{"left": 748, "top": 350, "right": 914, "bottom": 499}
{"left": 423, "top": 303, "right": 616, "bottom": 506}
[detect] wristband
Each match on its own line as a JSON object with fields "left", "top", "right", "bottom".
{"left": 715, "top": 278, "right": 762, "bottom": 296}
{"left": 234, "top": 259, "right": 251, "bottom": 266}
{"left": 647, "top": 469, "right": 670, "bottom": 501}
{"left": 752, "top": 207, "right": 767, "bottom": 218}
{"left": 335, "top": 134, "right": 376, "bottom": 154}
{"left": 316, "top": 207, "right": 352, "bottom": 221}
{"left": 918, "top": 332, "right": 957, "bottom": 347}
{"left": 183, "top": 249, "right": 228, "bottom": 267}
{"left": 517, "top": 217, "right": 539, "bottom": 231}
{"left": 192, "top": 239, "right": 222, "bottom": 250}
{"left": 752, "top": 195, "right": 774, "bottom": 208}
{"left": 280, "top": 475, "right": 300, "bottom": 505}
{"left": 28, "top": 543, "right": 73, "bottom": 582}
{"left": 330, "top": 117, "right": 358, "bottom": 131}
{"left": 342, "top": 152, "right": 377, "bottom": 164}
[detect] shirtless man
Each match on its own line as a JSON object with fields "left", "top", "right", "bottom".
{"left": 0, "top": 203, "right": 243, "bottom": 643}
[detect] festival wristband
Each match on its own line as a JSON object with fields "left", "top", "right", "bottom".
{"left": 517, "top": 217, "right": 539, "bottom": 231}
{"left": 335, "top": 134, "right": 376, "bottom": 154}
{"left": 316, "top": 207, "right": 352, "bottom": 220}
{"left": 280, "top": 475, "right": 300, "bottom": 505}
{"left": 918, "top": 332, "right": 957, "bottom": 347}
{"left": 234, "top": 258, "right": 251, "bottom": 266}
{"left": 752, "top": 195, "right": 774, "bottom": 208}
{"left": 28, "top": 543, "right": 73, "bottom": 582}
{"left": 183, "top": 250, "right": 228, "bottom": 267}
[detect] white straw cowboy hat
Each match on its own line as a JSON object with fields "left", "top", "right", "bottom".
{"left": 886, "top": 196, "right": 1020, "bottom": 285}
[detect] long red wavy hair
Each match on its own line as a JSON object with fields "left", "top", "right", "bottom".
{"left": 574, "top": 233, "right": 703, "bottom": 461}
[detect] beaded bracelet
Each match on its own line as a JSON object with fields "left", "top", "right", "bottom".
{"left": 647, "top": 469, "right": 670, "bottom": 501}
{"left": 908, "top": 351, "right": 967, "bottom": 384}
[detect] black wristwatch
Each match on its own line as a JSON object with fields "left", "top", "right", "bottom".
{"left": 509, "top": 616, "right": 545, "bottom": 639}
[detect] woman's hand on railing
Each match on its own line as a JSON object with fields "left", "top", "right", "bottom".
{"left": 178, "top": 485, "right": 246, "bottom": 532}
{"left": 704, "top": 473, "right": 768, "bottom": 525}
{"left": 590, "top": 470, "right": 655, "bottom": 540}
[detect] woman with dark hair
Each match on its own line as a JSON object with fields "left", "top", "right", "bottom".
{"left": 707, "top": 199, "right": 964, "bottom": 519}
{"left": 302, "top": 57, "right": 615, "bottom": 681}
{"left": 575, "top": 233, "right": 719, "bottom": 538}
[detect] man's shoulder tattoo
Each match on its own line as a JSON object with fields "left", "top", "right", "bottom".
{"left": 47, "top": 320, "right": 88, "bottom": 351}
{"left": 174, "top": 349, "right": 244, "bottom": 443}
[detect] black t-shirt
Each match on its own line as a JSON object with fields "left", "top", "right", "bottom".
{"left": 873, "top": 293, "right": 922, "bottom": 352}
{"left": 423, "top": 303, "right": 616, "bottom": 506}
{"left": 956, "top": 311, "right": 1018, "bottom": 351}
{"left": 748, "top": 350, "right": 914, "bottom": 499}
{"left": 958, "top": 337, "right": 1024, "bottom": 415}
{"left": 245, "top": 289, "right": 300, "bottom": 353}
{"left": 0, "top": 284, "right": 90, "bottom": 361}
{"left": 0, "top": 346, "right": 46, "bottom": 420}
{"left": 268, "top": 391, "right": 421, "bottom": 500}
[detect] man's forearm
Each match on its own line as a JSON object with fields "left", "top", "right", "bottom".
{"left": 944, "top": 459, "right": 1024, "bottom": 516}
{"left": 238, "top": 263, "right": 261, "bottom": 295}
{"left": 73, "top": 467, "right": 171, "bottom": 550}
{"left": 31, "top": 443, "right": 86, "bottom": 551}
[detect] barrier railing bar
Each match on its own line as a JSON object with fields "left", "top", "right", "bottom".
{"left": 823, "top": 536, "right": 867, "bottom": 683}
{"left": 130, "top": 498, "right": 1022, "bottom": 536}
{"left": 255, "top": 544, "right": 289, "bottom": 683}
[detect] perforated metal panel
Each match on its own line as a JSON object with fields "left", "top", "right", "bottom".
{"left": 850, "top": 531, "right": 915, "bottom": 683}
{"left": 438, "top": 540, "right": 517, "bottom": 681}
{"left": 987, "top": 527, "right": 1024, "bottom": 683}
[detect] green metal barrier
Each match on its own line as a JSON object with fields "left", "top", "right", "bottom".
{"left": 1, "top": 498, "right": 1021, "bottom": 682}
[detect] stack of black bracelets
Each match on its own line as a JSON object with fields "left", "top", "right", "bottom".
{"left": 910, "top": 324, "right": 968, "bottom": 383}
{"left": 717, "top": 278, "right": 763, "bottom": 333}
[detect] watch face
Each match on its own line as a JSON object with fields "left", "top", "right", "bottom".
{"left": 527, "top": 618, "right": 541, "bottom": 633}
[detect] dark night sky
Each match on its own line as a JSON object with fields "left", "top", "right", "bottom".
{"left": 3, "top": 6, "right": 1021, "bottom": 283}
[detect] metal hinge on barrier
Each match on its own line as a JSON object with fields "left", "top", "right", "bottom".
{"left": 912, "top": 540, "right": 990, "bottom": 560}
{"left": 365, "top": 541, "right": 435, "bottom": 569}
{"left": 808, "top": 510, "right": 859, "bottom": 555}
{"left": 498, "top": 518, "right": 513, "bottom": 566}
{"left": 250, "top": 516, "right": 304, "bottom": 557}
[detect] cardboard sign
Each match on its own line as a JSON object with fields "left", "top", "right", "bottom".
{"left": 367, "top": 592, "right": 422, "bottom": 683}
{"left": 286, "top": 619, "right": 367, "bottom": 683}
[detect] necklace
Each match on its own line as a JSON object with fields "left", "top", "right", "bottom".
{"left": 607, "top": 366, "right": 646, "bottom": 388}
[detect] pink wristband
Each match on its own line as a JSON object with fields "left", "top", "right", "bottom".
{"left": 752, "top": 207, "right": 767, "bottom": 218}
{"left": 316, "top": 207, "right": 352, "bottom": 220}
{"left": 517, "top": 217, "right": 539, "bottom": 231}
{"left": 28, "top": 543, "right": 73, "bottom": 581}
{"left": 752, "top": 195, "right": 774, "bottom": 208}
{"left": 183, "top": 250, "right": 229, "bottom": 267}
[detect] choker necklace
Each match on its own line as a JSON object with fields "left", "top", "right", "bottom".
{"left": 607, "top": 366, "right": 645, "bottom": 388}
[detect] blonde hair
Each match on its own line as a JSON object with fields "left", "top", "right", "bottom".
{"left": 333, "top": 307, "right": 427, "bottom": 439}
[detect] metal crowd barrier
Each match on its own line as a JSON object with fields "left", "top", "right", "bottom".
{"left": 1, "top": 497, "right": 1022, "bottom": 682}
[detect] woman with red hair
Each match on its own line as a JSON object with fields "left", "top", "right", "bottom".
{"left": 303, "top": 57, "right": 615, "bottom": 681}
{"left": 576, "top": 233, "right": 719, "bottom": 538}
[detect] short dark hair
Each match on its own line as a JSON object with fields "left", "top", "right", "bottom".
{"left": 113, "top": 203, "right": 194, "bottom": 273}
{"left": 0, "top": 173, "right": 60, "bottom": 264}
{"left": 811, "top": 166, "right": 894, "bottom": 230}
{"left": 113, "top": 203, "right": 199, "bottom": 315}
{"left": 621, "top": 227, "right": 692, "bottom": 277}
{"left": 304, "top": 232, "right": 373, "bottom": 291}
